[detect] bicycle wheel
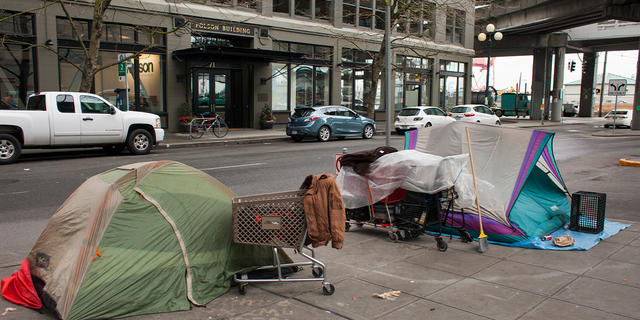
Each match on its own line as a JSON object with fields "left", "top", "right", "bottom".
{"left": 190, "top": 123, "right": 205, "bottom": 139}
{"left": 214, "top": 121, "right": 229, "bottom": 138}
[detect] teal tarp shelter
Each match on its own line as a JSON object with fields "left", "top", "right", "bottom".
{"left": 405, "top": 121, "right": 571, "bottom": 243}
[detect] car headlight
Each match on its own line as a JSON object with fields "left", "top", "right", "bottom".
{"left": 156, "top": 118, "right": 161, "bottom": 128}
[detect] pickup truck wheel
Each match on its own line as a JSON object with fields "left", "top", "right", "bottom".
{"left": 102, "top": 144, "right": 126, "bottom": 154}
{"left": 0, "top": 134, "right": 21, "bottom": 165}
{"left": 127, "top": 129, "right": 152, "bottom": 155}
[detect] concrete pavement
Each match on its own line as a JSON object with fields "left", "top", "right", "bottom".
{"left": 2, "top": 116, "right": 640, "bottom": 320}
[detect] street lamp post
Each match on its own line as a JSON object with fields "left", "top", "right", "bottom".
{"left": 478, "top": 24, "right": 503, "bottom": 107}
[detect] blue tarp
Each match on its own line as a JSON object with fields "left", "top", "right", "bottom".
{"left": 496, "top": 220, "right": 630, "bottom": 250}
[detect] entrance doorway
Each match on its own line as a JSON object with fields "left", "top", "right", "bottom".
{"left": 193, "top": 68, "right": 244, "bottom": 128}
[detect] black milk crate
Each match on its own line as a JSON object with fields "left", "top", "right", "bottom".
{"left": 232, "top": 189, "right": 308, "bottom": 248}
{"left": 570, "top": 191, "right": 606, "bottom": 234}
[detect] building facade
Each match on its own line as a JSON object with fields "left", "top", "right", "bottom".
{"left": 0, "top": 0, "right": 475, "bottom": 132}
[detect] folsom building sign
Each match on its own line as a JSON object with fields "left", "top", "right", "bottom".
{"left": 191, "top": 21, "right": 254, "bottom": 36}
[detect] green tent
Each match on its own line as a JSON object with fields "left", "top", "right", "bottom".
{"left": 26, "top": 161, "right": 284, "bottom": 320}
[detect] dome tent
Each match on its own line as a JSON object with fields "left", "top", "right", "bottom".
{"left": 2, "top": 161, "right": 286, "bottom": 320}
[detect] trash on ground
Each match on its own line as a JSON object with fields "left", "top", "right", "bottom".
{"left": 372, "top": 291, "right": 401, "bottom": 299}
{"left": 1, "top": 308, "right": 16, "bottom": 316}
{"left": 552, "top": 235, "right": 575, "bottom": 247}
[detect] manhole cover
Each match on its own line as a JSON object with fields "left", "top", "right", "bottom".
{"left": 0, "top": 179, "right": 19, "bottom": 184}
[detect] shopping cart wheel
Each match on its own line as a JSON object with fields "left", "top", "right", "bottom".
{"left": 435, "top": 237, "right": 448, "bottom": 252}
{"left": 239, "top": 284, "right": 247, "bottom": 295}
{"left": 389, "top": 232, "right": 398, "bottom": 242}
{"left": 323, "top": 283, "right": 335, "bottom": 295}
{"left": 345, "top": 222, "right": 351, "bottom": 232}
{"left": 356, "top": 223, "right": 364, "bottom": 228}
{"left": 398, "top": 230, "right": 409, "bottom": 241}
{"left": 312, "top": 267, "right": 324, "bottom": 278}
{"left": 459, "top": 229, "right": 473, "bottom": 243}
{"left": 410, "top": 230, "right": 422, "bottom": 238}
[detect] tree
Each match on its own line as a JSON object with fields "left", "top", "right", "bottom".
{"left": 1, "top": 0, "right": 188, "bottom": 94}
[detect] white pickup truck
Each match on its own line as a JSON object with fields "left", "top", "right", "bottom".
{"left": 0, "top": 91, "right": 164, "bottom": 164}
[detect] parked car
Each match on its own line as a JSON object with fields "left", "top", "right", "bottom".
{"left": 286, "top": 106, "right": 376, "bottom": 142}
{"left": 563, "top": 104, "right": 579, "bottom": 117}
{"left": 450, "top": 105, "right": 502, "bottom": 125}
{"left": 394, "top": 106, "right": 455, "bottom": 134}
{"left": 604, "top": 110, "right": 633, "bottom": 128}
{"left": 0, "top": 92, "right": 164, "bottom": 165}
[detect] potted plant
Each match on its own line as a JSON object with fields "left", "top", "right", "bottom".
{"left": 259, "top": 103, "right": 276, "bottom": 130}
{"left": 178, "top": 103, "right": 194, "bottom": 133}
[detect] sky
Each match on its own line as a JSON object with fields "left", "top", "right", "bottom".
{"left": 472, "top": 50, "right": 639, "bottom": 92}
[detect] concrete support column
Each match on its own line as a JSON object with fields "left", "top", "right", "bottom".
{"left": 579, "top": 51, "right": 597, "bottom": 117}
{"left": 531, "top": 48, "right": 546, "bottom": 120}
{"left": 551, "top": 46, "right": 565, "bottom": 122}
{"left": 543, "top": 48, "right": 553, "bottom": 120}
{"left": 632, "top": 38, "right": 640, "bottom": 130}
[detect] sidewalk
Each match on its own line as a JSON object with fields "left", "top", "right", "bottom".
{"left": 1, "top": 221, "right": 639, "bottom": 320}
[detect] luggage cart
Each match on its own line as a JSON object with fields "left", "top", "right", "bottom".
{"left": 232, "top": 189, "right": 335, "bottom": 295}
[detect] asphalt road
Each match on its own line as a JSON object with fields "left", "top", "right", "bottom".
{"left": 1, "top": 122, "right": 639, "bottom": 267}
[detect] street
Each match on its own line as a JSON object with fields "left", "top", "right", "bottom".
{"left": 1, "top": 122, "right": 639, "bottom": 268}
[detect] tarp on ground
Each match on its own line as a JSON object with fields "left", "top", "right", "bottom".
{"left": 1, "top": 161, "right": 286, "bottom": 320}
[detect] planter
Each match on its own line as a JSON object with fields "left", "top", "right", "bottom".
{"left": 259, "top": 119, "right": 274, "bottom": 130}
{"left": 179, "top": 122, "right": 191, "bottom": 133}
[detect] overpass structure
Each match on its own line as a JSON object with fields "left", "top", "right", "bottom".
{"left": 475, "top": 0, "right": 640, "bottom": 129}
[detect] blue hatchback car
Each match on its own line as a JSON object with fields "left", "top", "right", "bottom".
{"left": 286, "top": 106, "right": 376, "bottom": 142}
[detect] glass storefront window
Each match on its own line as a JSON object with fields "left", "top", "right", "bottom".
{"left": 58, "top": 48, "right": 86, "bottom": 92}
{"left": 138, "top": 54, "right": 163, "bottom": 112}
{"left": 341, "top": 68, "right": 353, "bottom": 109}
{"left": 56, "top": 18, "right": 89, "bottom": 40}
{"left": 0, "top": 44, "right": 35, "bottom": 109}
{"left": 315, "top": 67, "right": 329, "bottom": 106}
{"left": 395, "top": 72, "right": 403, "bottom": 110}
{"left": 293, "top": 65, "right": 313, "bottom": 107}
{"left": 93, "top": 51, "right": 135, "bottom": 108}
{"left": 272, "top": 63, "right": 288, "bottom": 111}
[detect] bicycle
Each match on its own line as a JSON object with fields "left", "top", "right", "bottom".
{"left": 189, "top": 114, "right": 229, "bottom": 139}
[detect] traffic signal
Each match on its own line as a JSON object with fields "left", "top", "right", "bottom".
{"left": 596, "top": 88, "right": 600, "bottom": 94}
{"left": 568, "top": 60, "right": 576, "bottom": 72}
{"left": 582, "top": 60, "right": 588, "bottom": 73}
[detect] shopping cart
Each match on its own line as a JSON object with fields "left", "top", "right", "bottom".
{"left": 345, "top": 187, "right": 473, "bottom": 252}
{"left": 232, "top": 189, "right": 335, "bottom": 295}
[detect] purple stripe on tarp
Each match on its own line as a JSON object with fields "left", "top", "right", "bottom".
{"left": 542, "top": 148, "right": 561, "bottom": 181}
{"left": 440, "top": 211, "right": 526, "bottom": 237}
{"left": 406, "top": 130, "right": 419, "bottom": 150}
{"left": 505, "top": 131, "right": 545, "bottom": 215}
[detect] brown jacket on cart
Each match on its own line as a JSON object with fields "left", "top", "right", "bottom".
{"left": 300, "top": 173, "right": 346, "bottom": 249}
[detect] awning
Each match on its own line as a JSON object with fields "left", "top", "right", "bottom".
{"left": 172, "top": 45, "right": 306, "bottom": 63}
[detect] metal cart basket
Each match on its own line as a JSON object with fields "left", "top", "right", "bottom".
{"left": 232, "top": 189, "right": 335, "bottom": 295}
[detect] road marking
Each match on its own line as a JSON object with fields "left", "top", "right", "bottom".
{"left": 200, "top": 163, "right": 266, "bottom": 171}
{"left": 0, "top": 191, "right": 30, "bottom": 196}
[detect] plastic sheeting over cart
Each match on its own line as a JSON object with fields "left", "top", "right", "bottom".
{"left": 337, "top": 150, "right": 496, "bottom": 211}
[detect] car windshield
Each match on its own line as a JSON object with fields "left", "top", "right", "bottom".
{"left": 451, "top": 107, "right": 470, "bottom": 113}
{"left": 399, "top": 108, "right": 421, "bottom": 116}
{"left": 293, "top": 108, "right": 316, "bottom": 118}
{"left": 608, "top": 110, "right": 629, "bottom": 115}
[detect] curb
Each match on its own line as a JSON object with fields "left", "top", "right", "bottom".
{"left": 159, "top": 137, "right": 291, "bottom": 148}
{"left": 593, "top": 132, "right": 640, "bottom": 137}
{"left": 620, "top": 158, "right": 640, "bottom": 167}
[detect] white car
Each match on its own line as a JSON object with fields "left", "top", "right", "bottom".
{"left": 451, "top": 105, "right": 501, "bottom": 125}
{"left": 395, "top": 106, "right": 454, "bottom": 134}
{"left": 604, "top": 110, "right": 633, "bottom": 128}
